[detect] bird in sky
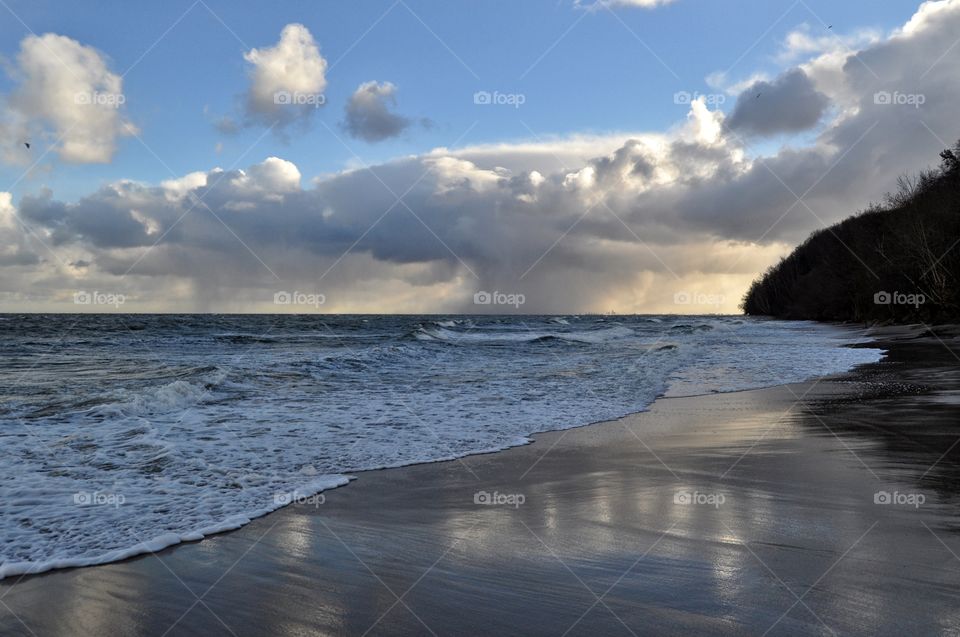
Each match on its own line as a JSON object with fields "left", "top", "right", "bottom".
{"left": 23, "top": 142, "right": 30, "bottom": 149}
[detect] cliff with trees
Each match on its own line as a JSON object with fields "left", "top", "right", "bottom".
{"left": 742, "top": 141, "right": 960, "bottom": 323}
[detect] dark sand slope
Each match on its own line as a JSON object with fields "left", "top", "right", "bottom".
{"left": 2, "top": 326, "right": 960, "bottom": 636}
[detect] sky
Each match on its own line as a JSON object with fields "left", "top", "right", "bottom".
{"left": 0, "top": 0, "right": 955, "bottom": 313}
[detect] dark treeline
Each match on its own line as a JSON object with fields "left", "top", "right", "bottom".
{"left": 742, "top": 141, "right": 960, "bottom": 323}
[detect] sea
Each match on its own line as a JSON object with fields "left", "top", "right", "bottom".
{"left": 0, "top": 314, "right": 884, "bottom": 577}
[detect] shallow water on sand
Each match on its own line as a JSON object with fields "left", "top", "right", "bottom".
{"left": 0, "top": 314, "right": 882, "bottom": 577}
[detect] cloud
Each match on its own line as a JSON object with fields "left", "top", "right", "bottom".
{"left": 576, "top": 0, "right": 676, "bottom": 10}
{"left": 0, "top": 192, "right": 40, "bottom": 266}
{"left": 724, "top": 69, "right": 830, "bottom": 137}
{"left": 706, "top": 71, "right": 770, "bottom": 96}
{"left": 2, "top": 33, "right": 136, "bottom": 164}
{"left": 777, "top": 24, "right": 881, "bottom": 63}
{"left": 343, "top": 81, "right": 412, "bottom": 142}
{"left": 0, "top": 120, "right": 30, "bottom": 166}
{"left": 213, "top": 115, "right": 240, "bottom": 135}
{"left": 4, "top": 0, "right": 960, "bottom": 312}
{"left": 0, "top": 120, "right": 779, "bottom": 312}
{"left": 241, "top": 23, "right": 328, "bottom": 128}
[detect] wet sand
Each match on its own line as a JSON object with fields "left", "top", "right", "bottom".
{"left": 2, "top": 326, "right": 960, "bottom": 636}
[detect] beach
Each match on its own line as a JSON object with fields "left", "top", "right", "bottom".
{"left": 3, "top": 0, "right": 959, "bottom": 634}
{"left": 2, "top": 325, "right": 959, "bottom": 636}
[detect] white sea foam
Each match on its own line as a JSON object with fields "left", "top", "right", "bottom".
{"left": 0, "top": 316, "right": 884, "bottom": 578}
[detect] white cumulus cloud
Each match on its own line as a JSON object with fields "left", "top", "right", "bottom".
{"left": 3, "top": 33, "right": 136, "bottom": 164}
{"left": 242, "top": 23, "right": 328, "bottom": 128}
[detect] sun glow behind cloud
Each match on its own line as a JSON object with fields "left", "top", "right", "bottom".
{"left": 0, "top": 1, "right": 958, "bottom": 313}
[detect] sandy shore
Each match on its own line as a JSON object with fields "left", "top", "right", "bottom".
{"left": 2, "top": 325, "right": 960, "bottom": 636}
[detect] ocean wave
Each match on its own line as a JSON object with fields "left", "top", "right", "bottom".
{"left": 0, "top": 315, "right": 886, "bottom": 579}
{"left": 412, "top": 325, "right": 635, "bottom": 344}
{"left": 0, "top": 475, "right": 350, "bottom": 580}
{"left": 669, "top": 323, "right": 714, "bottom": 333}
{"left": 214, "top": 333, "right": 280, "bottom": 344}
{"left": 213, "top": 332, "right": 384, "bottom": 345}
{"left": 654, "top": 343, "right": 679, "bottom": 351}
{"left": 432, "top": 319, "right": 473, "bottom": 328}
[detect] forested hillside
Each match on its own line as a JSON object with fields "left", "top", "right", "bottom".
{"left": 742, "top": 141, "right": 960, "bottom": 323}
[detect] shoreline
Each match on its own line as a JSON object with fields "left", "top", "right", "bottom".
{"left": 2, "top": 325, "right": 959, "bottom": 635}
{"left": 0, "top": 324, "right": 882, "bottom": 583}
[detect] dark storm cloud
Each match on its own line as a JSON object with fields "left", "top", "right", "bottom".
{"left": 5, "top": 0, "right": 960, "bottom": 312}
{"left": 725, "top": 69, "right": 830, "bottom": 137}
{"left": 343, "top": 82, "right": 412, "bottom": 142}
